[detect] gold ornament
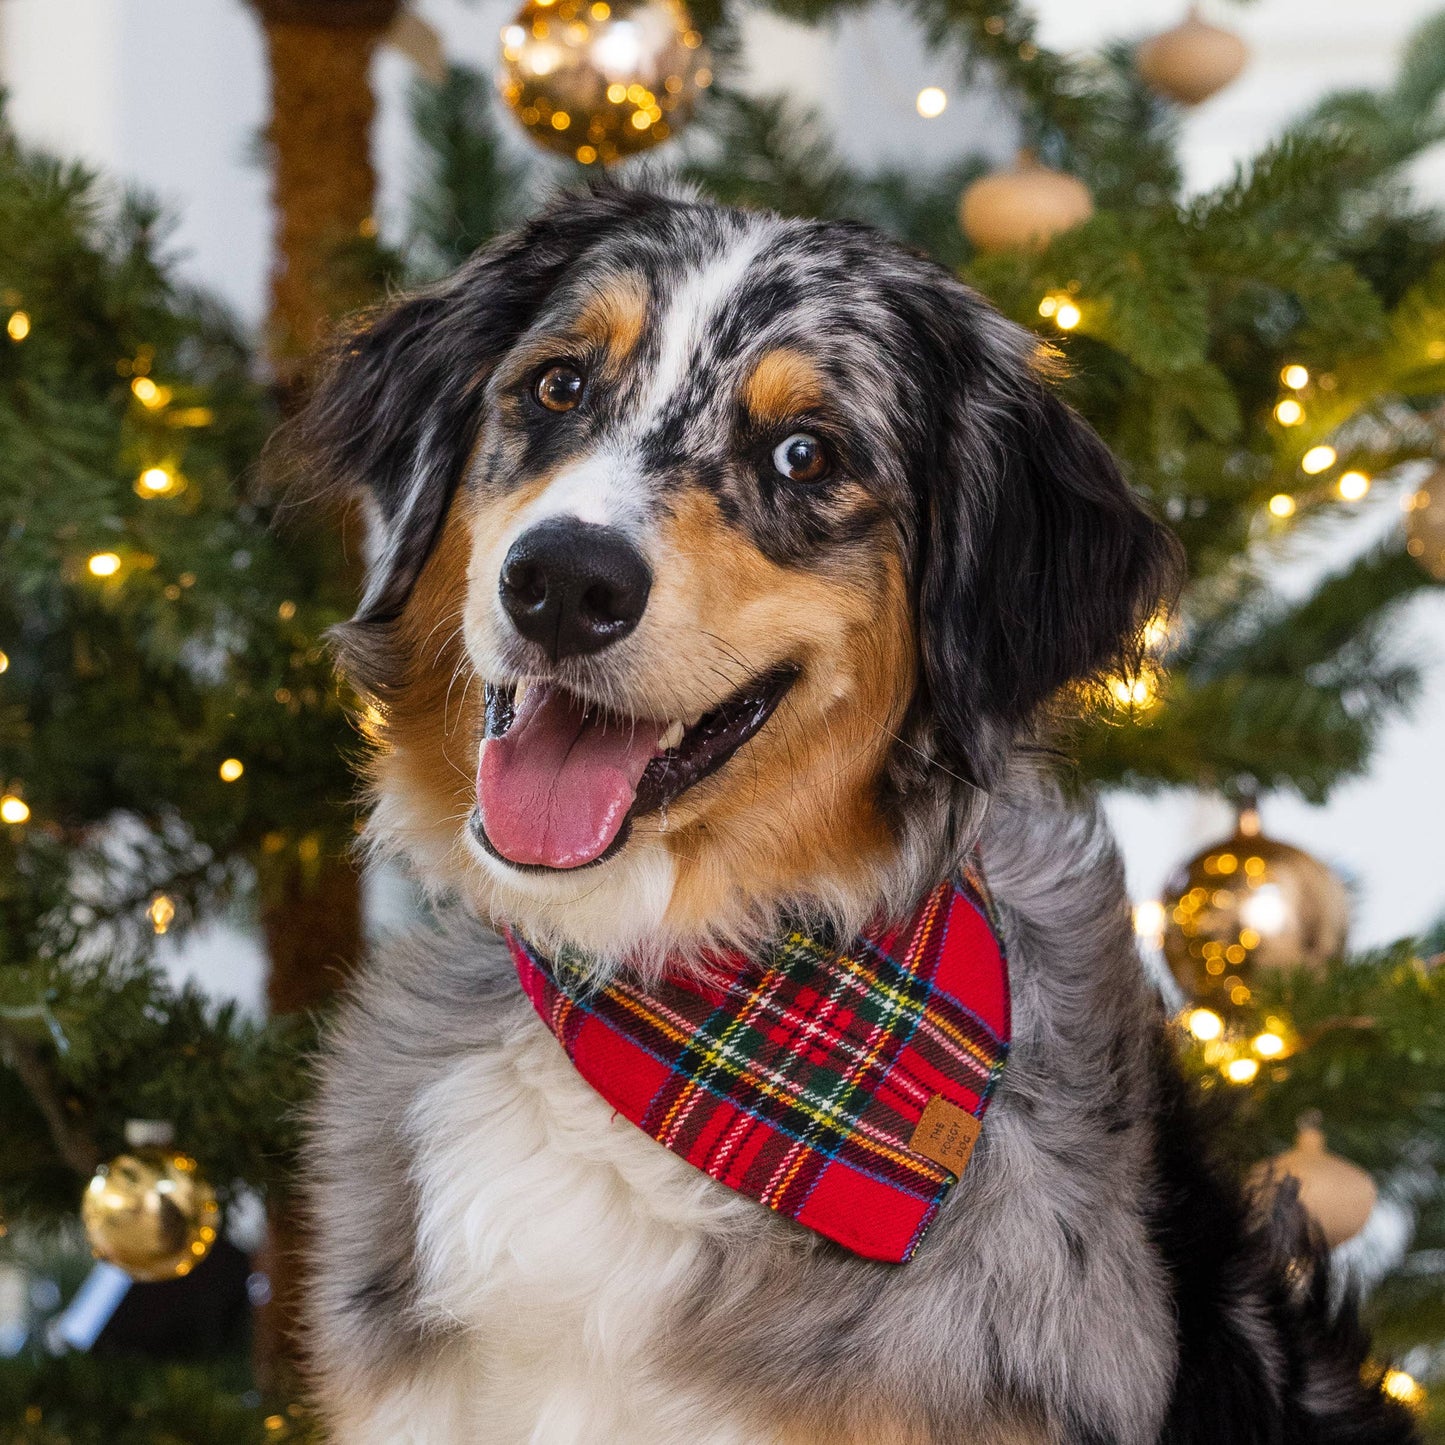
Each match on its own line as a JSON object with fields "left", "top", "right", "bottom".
{"left": 1136, "top": 7, "right": 1248, "bottom": 106}
{"left": 958, "top": 150, "right": 1094, "bottom": 252}
{"left": 1249, "top": 1118, "right": 1376, "bottom": 1247}
{"left": 81, "top": 1123, "right": 220, "bottom": 1282}
{"left": 1162, "top": 812, "right": 1349, "bottom": 1010}
{"left": 1405, "top": 466, "right": 1445, "bottom": 580}
{"left": 499, "top": 0, "right": 709, "bottom": 165}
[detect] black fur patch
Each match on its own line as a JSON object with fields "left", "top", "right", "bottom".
{"left": 1146, "top": 1037, "right": 1419, "bottom": 1444}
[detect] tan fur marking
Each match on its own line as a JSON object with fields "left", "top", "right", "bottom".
{"left": 573, "top": 273, "right": 648, "bottom": 367}
{"left": 743, "top": 347, "right": 828, "bottom": 424}
{"left": 363, "top": 497, "right": 480, "bottom": 873}
{"left": 634, "top": 487, "right": 914, "bottom": 938}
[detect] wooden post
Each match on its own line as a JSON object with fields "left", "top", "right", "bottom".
{"left": 245, "top": 0, "right": 400, "bottom": 1391}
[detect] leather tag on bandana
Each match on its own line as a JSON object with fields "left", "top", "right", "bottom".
{"left": 910, "top": 1095, "right": 982, "bottom": 1178}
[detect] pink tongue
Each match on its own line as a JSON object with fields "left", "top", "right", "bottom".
{"left": 477, "top": 685, "right": 662, "bottom": 869}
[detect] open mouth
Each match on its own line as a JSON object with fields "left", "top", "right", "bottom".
{"left": 471, "top": 666, "right": 798, "bottom": 872}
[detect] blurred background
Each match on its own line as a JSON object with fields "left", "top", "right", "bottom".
{"left": 1, "top": 0, "right": 1443, "bottom": 1439}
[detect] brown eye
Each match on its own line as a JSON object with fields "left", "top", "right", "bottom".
{"left": 772, "top": 432, "right": 828, "bottom": 483}
{"left": 535, "top": 363, "right": 585, "bottom": 413}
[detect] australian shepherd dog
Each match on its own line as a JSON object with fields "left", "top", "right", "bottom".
{"left": 295, "top": 183, "right": 1417, "bottom": 1445}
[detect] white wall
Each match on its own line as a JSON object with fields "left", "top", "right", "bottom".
{"left": 1, "top": 0, "right": 1441, "bottom": 1006}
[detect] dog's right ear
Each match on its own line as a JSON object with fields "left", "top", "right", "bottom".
{"left": 294, "top": 185, "right": 673, "bottom": 627}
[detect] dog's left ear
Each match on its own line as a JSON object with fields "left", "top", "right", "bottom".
{"left": 917, "top": 334, "right": 1184, "bottom": 789}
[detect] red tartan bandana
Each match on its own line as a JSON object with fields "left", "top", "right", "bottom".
{"left": 506, "top": 868, "right": 1010, "bottom": 1263}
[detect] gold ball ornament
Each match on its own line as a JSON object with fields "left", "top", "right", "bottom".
{"left": 1405, "top": 466, "right": 1445, "bottom": 581}
{"left": 499, "top": 0, "right": 710, "bottom": 165}
{"left": 1136, "top": 7, "right": 1248, "bottom": 106}
{"left": 1162, "top": 815, "right": 1349, "bottom": 1010}
{"left": 1249, "top": 1120, "right": 1377, "bottom": 1248}
{"left": 959, "top": 150, "right": 1094, "bottom": 252}
{"left": 81, "top": 1131, "right": 220, "bottom": 1282}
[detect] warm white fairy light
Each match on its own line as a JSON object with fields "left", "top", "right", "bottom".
{"left": 1273, "top": 398, "right": 1304, "bottom": 426}
{"left": 915, "top": 86, "right": 948, "bottom": 118}
{"left": 1054, "top": 299, "right": 1081, "bottom": 330}
{"left": 7, "top": 311, "right": 31, "bottom": 342}
{"left": 1337, "top": 470, "right": 1371, "bottom": 501}
{"left": 0, "top": 795, "right": 31, "bottom": 825}
{"left": 148, "top": 894, "right": 176, "bottom": 935}
{"left": 218, "top": 758, "right": 244, "bottom": 783}
{"left": 1382, "top": 1369, "right": 1425, "bottom": 1408}
{"left": 1133, "top": 900, "right": 1166, "bottom": 944}
{"left": 87, "top": 552, "right": 121, "bottom": 578}
{"left": 1300, "top": 445, "right": 1336, "bottom": 475}
{"left": 1186, "top": 1008, "right": 1223, "bottom": 1042}
{"left": 1280, "top": 364, "right": 1309, "bottom": 389}
{"left": 1225, "top": 1057, "right": 1259, "bottom": 1084}
{"left": 1269, "top": 493, "right": 1296, "bottom": 518}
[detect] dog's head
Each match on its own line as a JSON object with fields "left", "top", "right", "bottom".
{"left": 301, "top": 183, "right": 1180, "bottom": 964}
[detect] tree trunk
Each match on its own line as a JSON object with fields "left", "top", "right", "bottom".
{"left": 247, "top": 0, "right": 400, "bottom": 1393}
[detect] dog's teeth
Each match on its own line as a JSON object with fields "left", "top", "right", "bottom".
{"left": 513, "top": 679, "right": 530, "bottom": 710}
{"left": 658, "top": 720, "right": 684, "bottom": 752}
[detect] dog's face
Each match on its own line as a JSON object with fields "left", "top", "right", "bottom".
{"left": 304, "top": 186, "right": 1179, "bottom": 963}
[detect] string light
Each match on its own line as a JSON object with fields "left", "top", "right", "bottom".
{"left": 1225, "top": 1057, "right": 1259, "bottom": 1084}
{"left": 7, "top": 310, "right": 31, "bottom": 342}
{"left": 1279, "top": 364, "right": 1309, "bottom": 390}
{"left": 148, "top": 894, "right": 176, "bottom": 935}
{"left": 130, "top": 376, "right": 169, "bottom": 408}
{"left": 1186, "top": 1008, "right": 1224, "bottom": 1042}
{"left": 0, "top": 795, "right": 31, "bottom": 825}
{"left": 136, "top": 465, "right": 181, "bottom": 497}
{"left": 1268, "top": 494, "right": 1296, "bottom": 518}
{"left": 1038, "top": 293, "right": 1082, "bottom": 329}
{"left": 87, "top": 552, "right": 121, "bottom": 578}
{"left": 915, "top": 86, "right": 948, "bottom": 118}
{"left": 218, "top": 758, "right": 244, "bottom": 783}
{"left": 1142, "top": 609, "right": 1172, "bottom": 651}
{"left": 0, "top": 649, "right": 8, "bottom": 674}
{"left": 1382, "top": 1369, "right": 1425, "bottom": 1409}
{"left": 1338, "top": 470, "right": 1371, "bottom": 501}
{"left": 1300, "top": 445, "right": 1336, "bottom": 475}
{"left": 1133, "top": 900, "right": 1166, "bottom": 944}
{"left": 1251, "top": 1031, "right": 1285, "bottom": 1058}
{"left": 1273, "top": 398, "right": 1304, "bottom": 426}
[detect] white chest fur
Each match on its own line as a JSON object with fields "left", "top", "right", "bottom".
{"left": 367, "top": 1012, "right": 771, "bottom": 1445}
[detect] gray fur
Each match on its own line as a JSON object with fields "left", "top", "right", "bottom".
{"left": 305, "top": 763, "right": 1179, "bottom": 1441}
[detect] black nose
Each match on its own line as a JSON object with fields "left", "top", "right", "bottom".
{"left": 499, "top": 519, "right": 652, "bottom": 661}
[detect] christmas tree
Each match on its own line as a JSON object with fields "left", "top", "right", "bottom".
{"left": 2, "top": 1, "right": 1445, "bottom": 1437}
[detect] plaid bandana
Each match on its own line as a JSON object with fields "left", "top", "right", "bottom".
{"left": 506, "top": 867, "right": 1010, "bottom": 1263}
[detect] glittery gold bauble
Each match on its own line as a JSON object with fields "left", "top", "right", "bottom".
{"left": 1405, "top": 466, "right": 1445, "bottom": 581}
{"left": 1136, "top": 7, "right": 1248, "bottom": 106}
{"left": 81, "top": 1146, "right": 220, "bottom": 1282}
{"left": 1249, "top": 1121, "right": 1376, "bottom": 1247}
{"left": 1162, "top": 819, "right": 1349, "bottom": 1010}
{"left": 498, "top": 0, "right": 709, "bottom": 164}
{"left": 958, "top": 151, "right": 1094, "bottom": 252}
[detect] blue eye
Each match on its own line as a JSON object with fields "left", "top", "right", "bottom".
{"left": 771, "top": 432, "right": 828, "bottom": 483}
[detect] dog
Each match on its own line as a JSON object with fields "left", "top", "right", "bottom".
{"left": 296, "top": 182, "right": 1418, "bottom": 1444}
